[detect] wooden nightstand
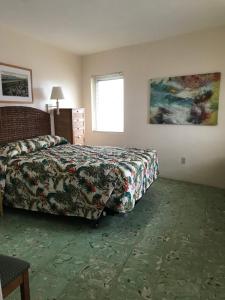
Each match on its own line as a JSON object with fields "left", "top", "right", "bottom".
{"left": 54, "top": 108, "right": 85, "bottom": 145}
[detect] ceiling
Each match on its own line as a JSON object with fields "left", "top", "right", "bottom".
{"left": 0, "top": 0, "right": 225, "bottom": 55}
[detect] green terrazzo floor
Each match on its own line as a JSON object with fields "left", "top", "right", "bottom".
{"left": 0, "top": 178, "right": 225, "bottom": 300}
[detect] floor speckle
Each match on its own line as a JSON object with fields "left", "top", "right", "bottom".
{"left": 1, "top": 178, "right": 225, "bottom": 300}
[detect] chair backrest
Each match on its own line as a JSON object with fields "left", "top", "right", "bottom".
{"left": 0, "top": 280, "right": 3, "bottom": 300}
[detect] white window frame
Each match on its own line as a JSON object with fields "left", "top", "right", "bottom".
{"left": 91, "top": 72, "right": 124, "bottom": 133}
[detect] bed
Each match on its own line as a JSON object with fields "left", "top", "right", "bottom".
{"left": 0, "top": 106, "right": 159, "bottom": 222}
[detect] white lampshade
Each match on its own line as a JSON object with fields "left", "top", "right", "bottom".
{"left": 50, "top": 86, "right": 64, "bottom": 100}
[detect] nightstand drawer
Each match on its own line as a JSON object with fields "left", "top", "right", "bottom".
{"left": 73, "top": 120, "right": 85, "bottom": 128}
{"left": 73, "top": 136, "right": 85, "bottom": 145}
{"left": 73, "top": 108, "right": 85, "bottom": 119}
{"left": 73, "top": 108, "right": 84, "bottom": 113}
{"left": 73, "top": 113, "right": 84, "bottom": 119}
{"left": 74, "top": 129, "right": 84, "bottom": 136}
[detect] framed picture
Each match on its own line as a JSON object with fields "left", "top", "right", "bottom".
{"left": 0, "top": 62, "right": 33, "bottom": 103}
{"left": 149, "top": 72, "right": 221, "bottom": 125}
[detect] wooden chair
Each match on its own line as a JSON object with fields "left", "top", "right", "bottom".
{"left": 0, "top": 255, "right": 30, "bottom": 300}
{"left": 0, "top": 194, "right": 3, "bottom": 217}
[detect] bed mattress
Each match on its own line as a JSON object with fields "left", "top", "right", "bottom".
{"left": 0, "top": 135, "right": 158, "bottom": 220}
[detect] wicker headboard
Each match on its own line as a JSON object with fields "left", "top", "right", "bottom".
{"left": 0, "top": 106, "right": 51, "bottom": 145}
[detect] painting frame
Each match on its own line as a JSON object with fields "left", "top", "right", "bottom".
{"left": 149, "top": 72, "right": 221, "bottom": 126}
{"left": 0, "top": 62, "right": 33, "bottom": 103}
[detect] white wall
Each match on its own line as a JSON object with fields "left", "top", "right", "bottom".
{"left": 0, "top": 25, "right": 82, "bottom": 111}
{"left": 1, "top": 25, "right": 225, "bottom": 188}
{"left": 82, "top": 26, "right": 225, "bottom": 188}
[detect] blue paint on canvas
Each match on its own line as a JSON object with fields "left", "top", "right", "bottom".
{"left": 149, "top": 73, "right": 220, "bottom": 125}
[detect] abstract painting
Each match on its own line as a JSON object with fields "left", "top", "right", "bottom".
{"left": 149, "top": 72, "right": 220, "bottom": 125}
{"left": 0, "top": 63, "right": 33, "bottom": 103}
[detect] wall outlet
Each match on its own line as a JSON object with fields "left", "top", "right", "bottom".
{"left": 181, "top": 157, "right": 186, "bottom": 164}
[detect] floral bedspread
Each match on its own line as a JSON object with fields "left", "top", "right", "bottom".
{"left": 0, "top": 135, "right": 159, "bottom": 220}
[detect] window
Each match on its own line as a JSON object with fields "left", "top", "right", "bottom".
{"left": 92, "top": 73, "right": 124, "bottom": 132}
